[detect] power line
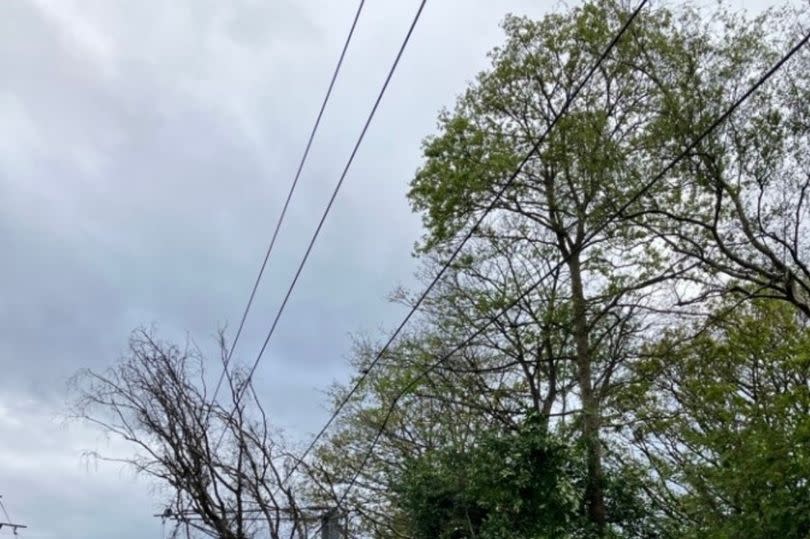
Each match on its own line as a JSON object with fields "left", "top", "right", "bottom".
{"left": 286, "top": 0, "right": 650, "bottom": 490}
{"left": 206, "top": 0, "right": 367, "bottom": 417}
{"left": 309, "top": 21, "right": 810, "bottom": 538}
{"left": 215, "top": 0, "right": 428, "bottom": 450}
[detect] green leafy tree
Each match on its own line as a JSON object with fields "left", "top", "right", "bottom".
{"left": 407, "top": 1, "right": 689, "bottom": 529}
{"left": 627, "top": 299, "right": 810, "bottom": 537}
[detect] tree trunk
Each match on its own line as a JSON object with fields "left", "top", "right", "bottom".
{"left": 568, "top": 252, "right": 607, "bottom": 532}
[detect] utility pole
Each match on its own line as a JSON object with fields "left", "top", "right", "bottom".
{"left": 0, "top": 495, "right": 27, "bottom": 535}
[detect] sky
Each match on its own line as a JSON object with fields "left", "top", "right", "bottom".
{"left": 0, "top": 0, "right": 783, "bottom": 538}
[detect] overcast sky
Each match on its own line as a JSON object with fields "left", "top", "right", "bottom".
{"left": 0, "top": 0, "right": 784, "bottom": 537}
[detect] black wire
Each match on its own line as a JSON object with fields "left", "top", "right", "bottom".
{"left": 310, "top": 23, "right": 810, "bottom": 537}
{"left": 215, "top": 0, "right": 429, "bottom": 450}
{"left": 289, "top": 0, "right": 650, "bottom": 491}
{"left": 206, "top": 0, "right": 367, "bottom": 419}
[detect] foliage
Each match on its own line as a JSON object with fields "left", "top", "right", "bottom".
{"left": 629, "top": 299, "right": 810, "bottom": 538}
{"left": 394, "top": 415, "right": 586, "bottom": 539}
{"left": 394, "top": 413, "right": 664, "bottom": 539}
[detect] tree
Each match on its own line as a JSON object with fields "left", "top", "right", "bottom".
{"left": 407, "top": 1, "right": 690, "bottom": 530}
{"left": 624, "top": 298, "right": 810, "bottom": 537}
{"left": 70, "top": 329, "right": 311, "bottom": 539}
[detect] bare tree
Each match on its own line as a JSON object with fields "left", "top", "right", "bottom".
{"left": 70, "top": 329, "right": 310, "bottom": 539}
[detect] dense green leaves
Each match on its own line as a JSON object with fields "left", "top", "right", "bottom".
{"left": 394, "top": 416, "right": 586, "bottom": 539}
{"left": 394, "top": 414, "right": 665, "bottom": 539}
